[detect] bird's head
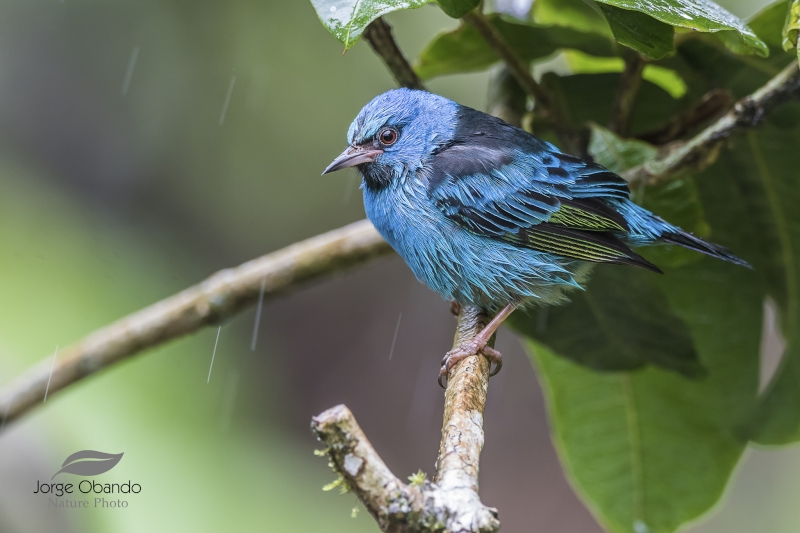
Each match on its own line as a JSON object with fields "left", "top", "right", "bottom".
{"left": 322, "top": 88, "right": 458, "bottom": 190}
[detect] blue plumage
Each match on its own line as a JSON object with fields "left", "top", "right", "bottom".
{"left": 324, "top": 89, "right": 747, "bottom": 313}
{"left": 324, "top": 88, "right": 749, "bottom": 380}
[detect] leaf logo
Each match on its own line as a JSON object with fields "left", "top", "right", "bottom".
{"left": 52, "top": 450, "right": 124, "bottom": 479}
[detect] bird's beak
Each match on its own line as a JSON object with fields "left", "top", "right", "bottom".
{"left": 322, "top": 146, "right": 383, "bottom": 175}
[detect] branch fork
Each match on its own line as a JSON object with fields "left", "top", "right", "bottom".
{"left": 311, "top": 307, "right": 500, "bottom": 533}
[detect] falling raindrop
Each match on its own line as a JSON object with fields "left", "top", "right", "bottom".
{"left": 219, "top": 74, "right": 237, "bottom": 125}
{"left": 207, "top": 327, "right": 221, "bottom": 384}
{"left": 342, "top": 174, "right": 358, "bottom": 203}
{"left": 251, "top": 278, "right": 266, "bottom": 351}
{"left": 219, "top": 370, "right": 240, "bottom": 432}
{"left": 43, "top": 345, "right": 59, "bottom": 402}
{"left": 121, "top": 46, "right": 140, "bottom": 96}
{"left": 389, "top": 313, "right": 403, "bottom": 360}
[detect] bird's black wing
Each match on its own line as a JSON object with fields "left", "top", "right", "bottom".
{"left": 426, "top": 107, "right": 660, "bottom": 272}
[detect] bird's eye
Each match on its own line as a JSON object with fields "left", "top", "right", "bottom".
{"left": 378, "top": 128, "right": 398, "bottom": 146}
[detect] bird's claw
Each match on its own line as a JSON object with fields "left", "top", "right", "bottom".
{"left": 438, "top": 341, "right": 503, "bottom": 388}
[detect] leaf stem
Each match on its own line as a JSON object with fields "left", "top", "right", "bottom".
{"left": 637, "top": 88, "right": 734, "bottom": 145}
{"left": 624, "top": 61, "right": 800, "bottom": 187}
{"left": 363, "top": 17, "right": 425, "bottom": 90}
{"left": 462, "top": 8, "right": 575, "bottom": 151}
{"left": 608, "top": 52, "right": 645, "bottom": 137}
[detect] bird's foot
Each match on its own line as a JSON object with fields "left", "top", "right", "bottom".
{"left": 438, "top": 340, "right": 503, "bottom": 388}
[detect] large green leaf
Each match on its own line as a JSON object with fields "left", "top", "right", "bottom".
{"left": 594, "top": 0, "right": 769, "bottom": 57}
{"left": 511, "top": 266, "right": 705, "bottom": 377}
{"left": 415, "top": 16, "right": 616, "bottom": 79}
{"left": 715, "top": 114, "right": 800, "bottom": 445}
{"left": 528, "top": 254, "right": 760, "bottom": 533}
{"left": 520, "top": 168, "right": 763, "bottom": 533}
{"left": 309, "top": 0, "right": 428, "bottom": 49}
{"left": 511, "top": 80, "right": 766, "bottom": 529}
{"left": 597, "top": 4, "right": 675, "bottom": 60}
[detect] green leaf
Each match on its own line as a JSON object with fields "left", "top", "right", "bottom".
{"left": 594, "top": 0, "right": 769, "bottom": 57}
{"left": 513, "top": 90, "right": 766, "bottom": 532}
{"left": 749, "top": 0, "right": 792, "bottom": 50}
{"left": 416, "top": 16, "right": 616, "bottom": 79}
{"left": 641, "top": 66, "right": 688, "bottom": 98}
{"left": 659, "top": 0, "right": 795, "bottom": 101}
{"left": 650, "top": 2, "right": 800, "bottom": 444}
{"left": 309, "top": 0, "right": 428, "bottom": 49}
{"left": 784, "top": 0, "right": 800, "bottom": 51}
{"left": 435, "top": 0, "right": 479, "bottom": 18}
{"left": 564, "top": 52, "right": 688, "bottom": 98}
{"left": 588, "top": 123, "right": 659, "bottom": 172}
{"left": 714, "top": 116, "right": 800, "bottom": 445}
{"left": 522, "top": 236, "right": 761, "bottom": 533}
{"left": 598, "top": 4, "right": 675, "bottom": 60}
{"left": 510, "top": 266, "right": 705, "bottom": 376}
{"left": 532, "top": 0, "right": 614, "bottom": 37}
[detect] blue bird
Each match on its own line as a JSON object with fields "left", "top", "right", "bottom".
{"left": 323, "top": 89, "right": 748, "bottom": 383}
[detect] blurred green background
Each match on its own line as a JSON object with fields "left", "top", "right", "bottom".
{"left": 0, "top": 0, "right": 796, "bottom": 531}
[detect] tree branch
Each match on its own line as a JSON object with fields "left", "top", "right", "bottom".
{"left": 1, "top": 38, "right": 796, "bottom": 437}
{"left": 0, "top": 220, "right": 392, "bottom": 430}
{"left": 461, "top": 11, "right": 553, "bottom": 117}
{"left": 311, "top": 307, "right": 500, "bottom": 533}
{"left": 363, "top": 17, "right": 426, "bottom": 91}
{"left": 637, "top": 88, "right": 734, "bottom": 145}
{"left": 624, "top": 61, "right": 800, "bottom": 187}
{"left": 461, "top": 10, "right": 579, "bottom": 150}
{"left": 608, "top": 52, "right": 645, "bottom": 137}
{"left": 462, "top": 10, "right": 546, "bottom": 102}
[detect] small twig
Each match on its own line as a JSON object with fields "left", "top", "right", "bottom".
{"left": 0, "top": 220, "right": 392, "bottom": 430}
{"left": 624, "top": 61, "right": 800, "bottom": 187}
{"left": 638, "top": 88, "right": 734, "bottom": 145}
{"left": 311, "top": 307, "right": 500, "bottom": 533}
{"left": 363, "top": 18, "right": 426, "bottom": 91}
{"left": 462, "top": 10, "right": 577, "bottom": 150}
{"left": 461, "top": 11, "right": 551, "bottom": 114}
{"left": 608, "top": 52, "right": 645, "bottom": 136}
{"left": 311, "top": 405, "right": 424, "bottom": 532}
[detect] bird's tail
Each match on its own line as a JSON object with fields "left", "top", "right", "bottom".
{"left": 612, "top": 199, "right": 751, "bottom": 268}
{"left": 658, "top": 230, "right": 751, "bottom": 268}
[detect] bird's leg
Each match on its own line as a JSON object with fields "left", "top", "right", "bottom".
{"left": 439, "top": 303, "right": 516, "bottom": 387}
